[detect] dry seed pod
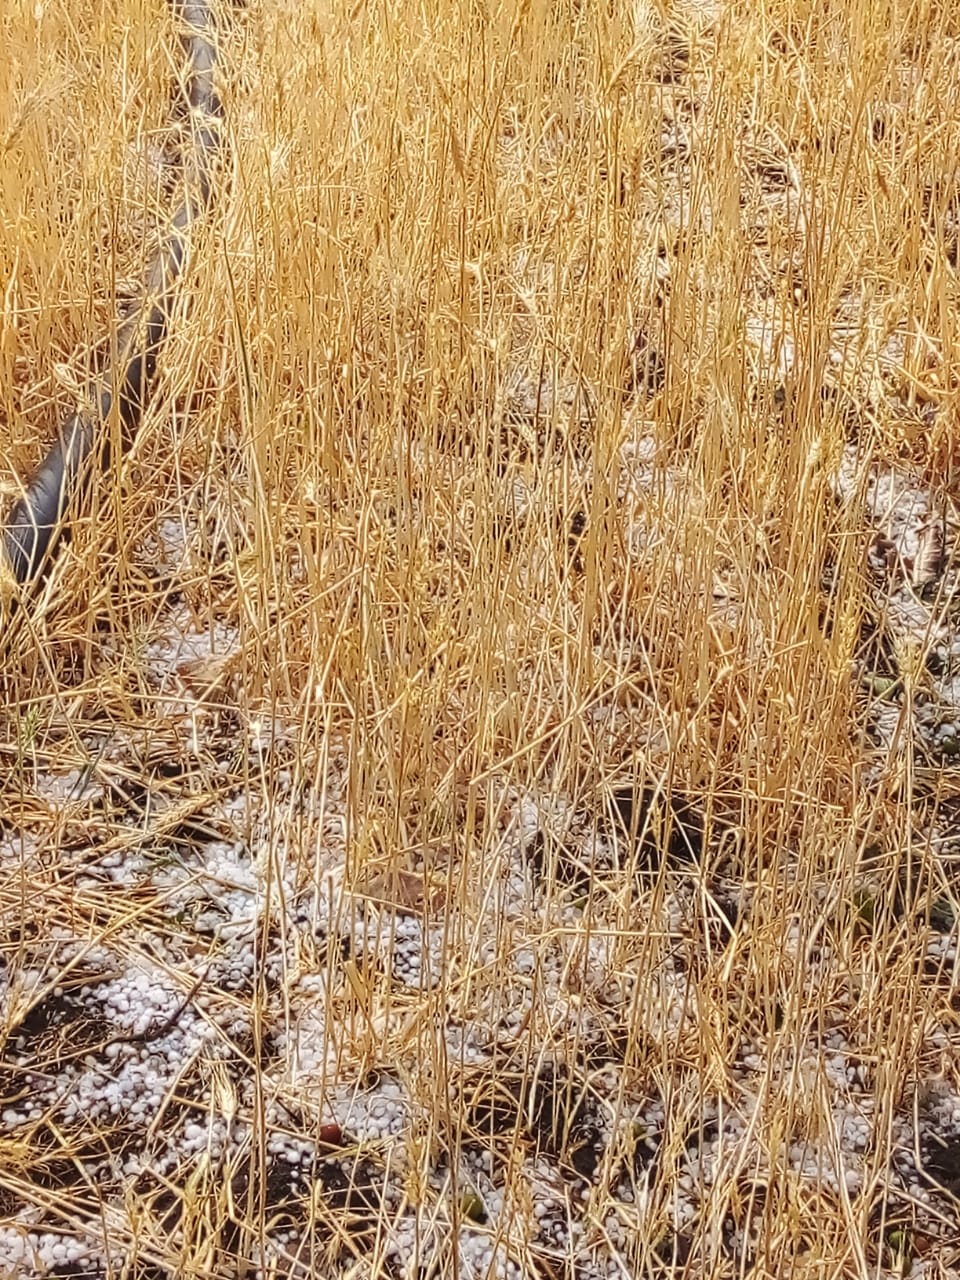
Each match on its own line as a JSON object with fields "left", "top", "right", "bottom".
{"left": 911, "top": 517, "right": 945, "bottom": 589}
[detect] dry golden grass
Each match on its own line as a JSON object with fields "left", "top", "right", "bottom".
{"left": 3, "top": 0, "right": 960, "bottom": 1276}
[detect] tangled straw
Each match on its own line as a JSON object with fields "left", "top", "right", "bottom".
{"left": 0, "top": 0, "right": 222, "bottom": 614}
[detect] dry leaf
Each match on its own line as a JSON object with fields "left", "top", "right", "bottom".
{"left": 362, "top": 869, "right": 445, "bottom": 915}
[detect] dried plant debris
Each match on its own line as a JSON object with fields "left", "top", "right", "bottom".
{"left": 4, "top": 760, "right": 960, "bottom": 1277}
{"left": 7, "top": 0, "right": 960, "bottom": 1276}
{"left": 837, "top": 447, "right": 960, "bottom": 764}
